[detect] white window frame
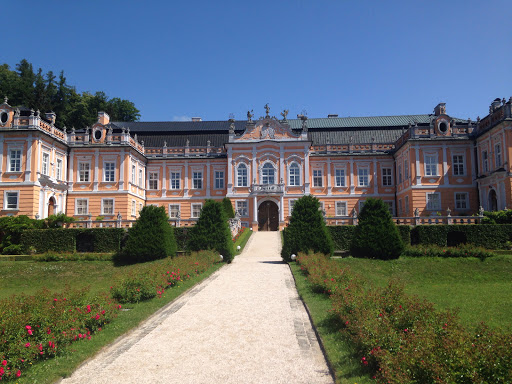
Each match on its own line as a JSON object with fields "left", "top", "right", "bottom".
{"left": 56, "top": 158, "right": 63, "bottom": 180}
{"left": 404, "top": 160, "right": 409, "bottom": 180}
{"left": 495, "top": 144, "right": 502, "bottom": 168}
{"left": 236, "top": 200, "right": 248, "bottom": 217}
{"left": 101, "top": 198, "right": 114, "bottom": 215}
{"left": 169, "top": 204, "right": 180, "bottom": 218}
{"left": 170, "top": 171, "right": 181, "bottom": 190}
{"left": 384, "top": 201, "right": 394, "bottom": 216}
{"left": 75, "top": 198, "right": 88, "bottom": 215}
{"left": 335, "top": 201, "right": 347, "bottom": 216}
{"left": 426, "top": 192, "right": 441, "bottom": 211}
{"left": 335, "top": 168, "right": 346, "bottom": 187}
{"left": 131, "top": 164, "right": 136, "bottom": 184}
{"left": 482, "top": 150, "right": 489, "bottom": 173}
{"left": 424, "top": 154, "right": 438, "bottom": 176}
{"left": 289, "top": 199, "right": 297, "bottom": 216}
{"left": 455, "top": 192, "right": 469, "bottom": 210}
{"left": 452, "top": 154, "right": 465, "bottom": 176}
{"left": 191, "top": 203, "right": 202, "bottom": 218}
{"left": 139, "top": 203, "right": 143, "bottom": 215}
{"left": 192, "top": 171, "right": 203, "bottom": 189}
{"left": 42, "top": 152, "right": 50, "bottom": 176}
{"left": 398, "top": 198, "right": 403, "bottom": 215}
{"left": 382, "top": 167, "right": 392, "bottom": 186}
{"left": 313, "top": 169, "right": 323, "bottom": 187}
{"left": 4, "top": 190, "right": 19, "bottom": 210}
{"left": 148, "top": 172, "right": 159, "bottom": 190}
{"left": 138, "top": 169, "right": 143, "bottom": 187}
{"left": 131, "top": 200, "right": 136, "bottom": 216}
{"left": 261, "top": 162, "right": 275, "bottom": 185}
{"left": 104, "top": 161, "right": 116, "bottom": 182}
{"left": 78, "top": 162, "right": 90, "bottom": 182}
{"left": 358, "top": 200, "right": 365, "bottom": 212}
{"left": 358, "top": 167, "right": 369, "bottom": 187}
{"left": 398, "top": 164, "right": 402, "bottom": 184}
{"left": 288, "top": 162, "right": 301, "bottom": 186}
{"left": 8, "top": 149, "right": 21, "bottom": 172}
{"left": 214, "top": 170, "right": 225, "bottom": 189}
{"left": 236, "top": 163, "right": 248, "bottom": 187}
{"left": 404, "top": 195, "right": 409, "bottom": 215}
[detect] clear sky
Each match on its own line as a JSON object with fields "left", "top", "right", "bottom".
{"left": 3, "top": 0, "right": 511, "bottom": 122}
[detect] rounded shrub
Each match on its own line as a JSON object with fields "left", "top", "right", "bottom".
{"left": 350, "top": 198, "right": 404, "bottom": 260}
{"left": 187, "top": 199, "right": 235, "bottom": 263}
{"left": 117, "top": 205, "right": 177, "bottom": 264}
{"left": 281, "top": 195, "right": 334, "bottom": 261}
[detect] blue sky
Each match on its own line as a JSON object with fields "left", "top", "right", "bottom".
{"left": 3, "top": 0, "right": 511, "bottom": 122}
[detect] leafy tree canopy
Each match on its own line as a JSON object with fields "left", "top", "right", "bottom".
{"left": 0, "top": 59, "right": 140, "bottom": 129}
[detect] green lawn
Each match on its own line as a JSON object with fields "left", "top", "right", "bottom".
{"left": 334, "top": 255, "right": 512, "bottom": 330}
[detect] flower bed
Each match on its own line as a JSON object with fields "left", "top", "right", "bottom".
{"left": 296, "top": 252, "right": 512, "bottom": 383}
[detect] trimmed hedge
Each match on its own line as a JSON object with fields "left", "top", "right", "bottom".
{"left": 174, "top": 227, "right": 189, "bottom": 251}
{"left": 329, "top": 225, "right": 411, "bottom": 251}
{"left": 21, "top": 228, "right": 125, "bottom": 253}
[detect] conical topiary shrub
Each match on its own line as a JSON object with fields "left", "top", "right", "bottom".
{"left": 281, "top": 195, "right": 334, "bottom": 261}
{"left": 187, "top": 199, "right": 235, "bottom": 263}
{"left": 221, "top": 197, "right": 235, "bottom": 218}
{"left": 350, "top": 198, "right": 404, "bottom": 260}
{"left": 117, "top": 205, "right": 177, "bottom": 264}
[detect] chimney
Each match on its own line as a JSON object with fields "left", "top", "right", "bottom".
{"left": 327, "top": 114, "right": 338, "bottom": 118}
{"left": 98, "top": 111, "right": 110, "bottom": 125}
{"left": 191, "top": 117, "right": 202, "bottom": 122}
{"left": 434, "top": 103, "right": 446, "bottom": 116}
{"left": 45, "top": 111, "right": 56, "bottom": 125}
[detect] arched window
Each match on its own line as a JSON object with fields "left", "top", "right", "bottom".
{"left": 289, "top": 163, "right": 300, "bottom": 186}
{"left": 262, "top": 163, "right": 275, "bottom": 185}
{"left": 237, "top": 163, "right": 248, "bottom": 187}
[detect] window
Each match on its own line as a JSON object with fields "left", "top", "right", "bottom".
{"left": 131, "top": 200, "right": 136, "bottom": 216}
{"left": 358, "top": 200, "right": 365, "bottom": 212}
{"left": 426, "top": 192, "right": 441, "bottom": 210}
{"left": 236, "top": 200, "right": 248, "bottom": 216}
{"left": 215, "top": 171, "right": 224, "bottom": 189}
{"left": 289, "top": 163, "right": 300, "bottom": 186}
{"left": 170, "top": 172, "right": 181, "bottom": 189}
{"left": 289, "top": 199, "right": 297, "bottom": 216}
{"left": 191, "top": 203, "right": 202, "bottom": 218}
{"left": 42, "top": 152, "right": 50, "bottom": 176}
{"left": 335, "top": 169, "right": 345, "bottom": 187}
{"left": 404, "top": 196, "right": 409, "bottom": 215}
{"left": 455, "top": 193, "right": 469, "bottom": 210}
{"left": 149, "top": 172, "right": 159, "bottom": 190}
{"left": 78, "top": 162, "right": 90, "bottom": 182}
{"left": 56, "top": 159, "right": 63, "bottom": 180}
{"left": 104, "top": 162, "right": 115, "bottom": 182}
{"left": 452, "top": 155, "right": 465, "bottom": 176}
{"left": 495, "top": 144, "right": 502, "bottom": 168}
{"left": 131, "top": 164, "right": 136, "bottom": 184}
{"left": 261, "top": 163, "right": 275, "bottom": 185}
{"left": 237, "top": 164, "right": 248, "bottom": 187}
{"left": 482, "top": 150, "right": 488, "bottom": 173}
{"left": 139, "top": 203, "right": 143, "bottom": 214}
{"left": 404, "top": 160, "right": 409, "bottom": 180}
{"left": 169, "top": 204, "right": 180, "bottom": 218}
{"left": 382, "top": 168, "right": 392, "bottom": 186}
{"left": 139, "top": 169, "right": 143, "bottom": 187}
{"left": 192, "top": 171, "right": 203, "bottom": 189}
{"left": 8, "top": 149, "right": 21, "bottom": 172}
{"left": 102, "top": 199, "right": 114, "bottom": 215}
{"left": 313, "top": 169, "right": 323, "bottom": 187}
{"left": 385, "top": 201, "right": 394, "bottom": 216}
{"left": 398, "top": 199, "right": 403, "bottom": 215}
{"left": 76, "top": 199, "right": 88, "bottom": 215}
{"left": 398, "top": 165, "right": 402, "bottom": 184}
{"left": 425, "top": 154, "right": 437, "bottom": 176}
{"left": 335, "top": 201, "right": 347, "bottom": 216}
{"left": 4, "top": 191, "right": 19, "bottom": 210}
{"left": 358, "top": 168, "right": 369, "bottom": 187}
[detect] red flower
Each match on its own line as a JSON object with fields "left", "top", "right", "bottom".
{"left": 25, "top": 325, "right": 31, "bottom": 330}
{"left": 1, "top": 360, "right": 6, "bottom": 366}
{"left": 86, "top": 305, "right": 91, "bottom": 313}
{"left": 16, "top": 370, "right": 21, "bottom": 378}
{"left": 25, "top": 342, "right": 30, "bottom": 347}
{"left": 0, "top": 366, "right": 4, "bottom": 375}
{"left": 27, "top": 330, "right": 33, "bottom": 335}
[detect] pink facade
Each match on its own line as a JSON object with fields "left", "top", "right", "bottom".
{"left": 1, "top": 97, "right": 511, "bottom": 230}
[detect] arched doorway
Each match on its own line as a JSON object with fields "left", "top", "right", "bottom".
{"left": 488, "top": 189, "right": 498, "bottom": 211}
{"left": 258, "top": 201, "right": 279, "bottom": 231}
{"left": 48, "top": 197, "right": 56, "bottom": 217}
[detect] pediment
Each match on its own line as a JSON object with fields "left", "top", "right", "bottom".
{"left": 235, "top": 118, "right": 301, "bottom": 141}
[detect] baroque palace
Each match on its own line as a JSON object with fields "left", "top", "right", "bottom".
{"left": 0, "top": 97, "right": 511, "bottom": 231}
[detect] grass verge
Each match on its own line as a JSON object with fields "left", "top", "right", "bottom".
{"left": 234, "top": 227, "right": 252, "bottom": 255}
{"left": 289, "top": 263, "right": 372, "bottom": 384}
{"left": 14, "top": 262, "right": 223, "bottom": 384}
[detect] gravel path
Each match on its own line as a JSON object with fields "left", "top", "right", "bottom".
{"left": 60, "top": 231, "right": 333, "bottom": 384}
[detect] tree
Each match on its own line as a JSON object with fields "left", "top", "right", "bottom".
{"left": 281, "top": 195, "right": 334, "bottom": 261}
{"left": 222, "top": 197, "right": 235, "bottom": 218}
{"left": 187, "top": 199, "right": 234, "bottom": 262}
{"left": 117, "top": 205, "right": 177, "bottom": 264}
{"left": 350, "top": 198, "right": 404, "bottom": 260}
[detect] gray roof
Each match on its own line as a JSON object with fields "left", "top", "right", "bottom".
{"left": 309, "top": 128, "right": 404, "bottom": 145}
{"left": 139, "top": 133, "right": 227, "bottom": 148}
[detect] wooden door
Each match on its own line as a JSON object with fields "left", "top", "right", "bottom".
{"left": 258, "top": 201, "right": 279, "bottom": 231}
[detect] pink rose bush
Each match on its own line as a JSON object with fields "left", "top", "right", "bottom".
{"left": 296, "top": 252, "right": 512, "bottom": 383}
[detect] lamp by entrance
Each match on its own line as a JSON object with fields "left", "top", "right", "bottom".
{"left": 258, "top": 201, "right": 279, "bottom": 231}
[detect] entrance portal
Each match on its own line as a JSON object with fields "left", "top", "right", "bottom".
{"left": 48, "top": 197, "right": 56, "bottom": 217}
{"left": 258, "top": 201, "right": 279, "bottom": 231}
{"left": 488, "top": 189, "right": 498, "bottom": 211}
